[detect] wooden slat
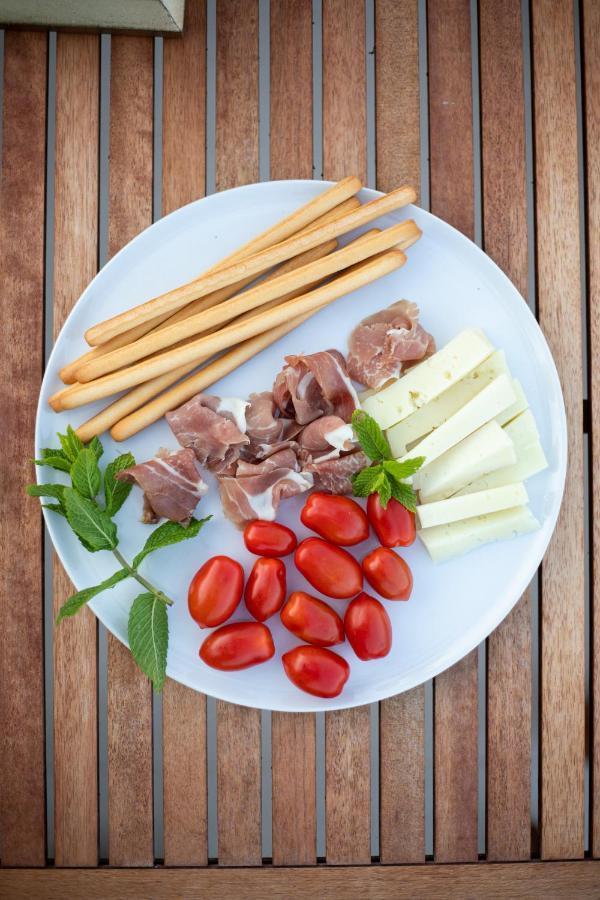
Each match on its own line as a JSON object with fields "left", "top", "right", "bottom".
{"left": 532, "top": 0, "right": 585, "bottom": 860}
{"left": 584, "top": 0, "right": 600, "bottom": 861}
{"left": 269, "top": 0, "right": 316, "bottom": 868}
{"left": 215, "top": 0, "right": 262, "bottom": 867}
{"left": 325, "top": 709, "right": 371, "bottom": 864}
{"left": 107, "top": 35, "right": 155, "bottom": 867}
{"left": 162, "top": 0, "right": 208, "bottom": 868}
{"left": 427, "top": 0, "right": 478, "bottom": 862}
{"left": 375, "top": 0, "right": 424, "bottom": 865}
{"left": 479, "top": 0, "right": 531, "bottom": 862}
{"left": 52, "top": 33, "right": 100, "bottom": 867}
{"left": 270, "top": 0, "right": 312, "bottom": 181}
{"left": 0, "top": 30, "right": 47, "bottom": 867}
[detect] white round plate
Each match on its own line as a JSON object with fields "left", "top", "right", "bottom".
{"left": 37, "top": 180, "right": 567, "bottom": 712}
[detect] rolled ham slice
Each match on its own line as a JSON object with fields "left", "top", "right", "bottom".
{"left": 303, "top": 449, "right": 369, "bottom": 495}
{"left": 116, "top": 448, "right": 208, "bottom": 525}
{"left": 272, "top": 349, "right": 359, "bottom": 425}
{"left": 166, "top": 392, "right": 249, "bottom": 474}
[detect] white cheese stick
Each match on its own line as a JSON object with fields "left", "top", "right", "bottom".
{"left": 400, "top": 373, "right": 516, "bottom": 469}
{"left": 495, "top": 379, "right": 528, "bottom": 427}
{"left": 416, "top": 482, "right": 528, "bottom": 529}
{"left": 361, "top": 328, "right": 494, "bottom": 429}
{"left": 418, "top": 505, "right": 540, "bottom": 563}
{"left": 417, "top": 420, "right": 516, "bottom": 502}
{"left": 455, "top": 441, "right": 548, "bottom": 495}
{"left": 386, "top": 349, "right": 509, "bottom": 457}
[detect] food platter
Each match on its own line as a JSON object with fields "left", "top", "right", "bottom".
{"left": 36, "top": 180, "right": 567, "bottom": 712}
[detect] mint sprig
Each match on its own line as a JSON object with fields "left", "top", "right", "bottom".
{"left": 28, "top": 429, "right": 211, "bottom": 691}
{"left": 351, "top": 409, "right": 424, "bottom": 510}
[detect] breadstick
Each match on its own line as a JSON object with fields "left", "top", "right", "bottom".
{"left": 76, "top": 221, "right": 420, "bottom": 382}
{"left": 84, "top": 185, "right": 416, "bottom": 345}
{"left": 58, "top": 250, "right": 407, "bottom": 410}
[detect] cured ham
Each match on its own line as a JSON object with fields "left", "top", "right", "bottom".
{"left": 242, "top": 391, "right": 302, "bottom": 460}
{"left": 273, "top": 349, "right": 359, "bottom": 425}
{"left": 299, "top": 415, "right": 356, "bottom": 459}
{"left": 116, "top": 448, "right": 208, "bottom": 525}
{"left": 347, "top": 300, "right": 435, "bottom": 389}
{"left": 166, "top": 393, "right": 249, "bottom": 473}
{"left": 303, "top": 450, "right": 369, "bottom": 495}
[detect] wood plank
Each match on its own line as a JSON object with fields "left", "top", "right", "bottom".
{"left": 478, "top": 0, "right": 531, "bottom": 862}
{"left": 325, "top": 708, "right": 371, "bottom": 864}
{"left": 531, "top": 0, "right": 585, "bottom": 860}
{"left": 52, "top": 33, "right": 100, "bottom": 867}
{"left": 375, "top": 0, "right": 424, "bottom": 865}
{"left": 5, "top": 861, "right": 600, "bottom": 899}
{"left": 162, "top": 0, "right": 208, "bottom": 868}
{"left": 0, "top": 30, "right": 47, "bottom": 867}
{"left": 270, "top": 0, "right": 312, "bottom": 181}
{"left": 322, "top": 0, "right": 367, "bottom": 184}
{"left": 427, "top": 0, "right": 478, "bottom": 863}
{"left": 214, "top": 0, "right": 262, "bottom": 867}
{"left": 584, "top": 0, "right": 600, "bottom": 861}
{"left": 269, "top": 0, "right": 316, "bottom": 868}
{"left": 107, "top": 34, "right": 155, "bottom": 867}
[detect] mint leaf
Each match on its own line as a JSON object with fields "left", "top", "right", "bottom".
{"left": 56, "top": 568, "right": 129, "bottom": 624}
{"left": 27, "top": 483, "right": 66, "bottom": 501}
{"left": 34, "top": 453, "right": 71, "bottom": 473}
{"left": 377, "top": 474, "right": 392, "bottom": 508}
{"left": 42, "top": 502, "right": 67, "bottom": 518}
{"left": 352, "top": 464, "right": 385, "bottom": 497}
{"left": 63, "top": 487, "right": 117, "bottom": 551}
{"left": 104, "top": 452, "right": 135, "bottom": 516}
{"left": 133, "top": 516, "right": 211, "bottom": 569}
{"left": 70, "top": 449, "right": 101, "bottom": 500}
{"left": 128, "top": 592, "right": 168, "bottom": 692}
{"left": 88, "top": 436, "right": 104, "bottom": 460}
{"left": 388, "top": 477, "right": 418, "bottom": 513}
{"left": 383, "top": 456, "right": 425, "bottom": 481}
{"left": 58, "top": 426, "right": 84, "bottom": 463}
{"left": 351, "top": 409, "right": 392, "bottom": 461}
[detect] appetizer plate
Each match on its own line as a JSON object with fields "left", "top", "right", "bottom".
{"left": 37, "top": 180, "right": 567, "bottom": 712}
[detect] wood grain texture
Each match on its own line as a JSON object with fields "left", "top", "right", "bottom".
{"left": 375, "top": 0, "right": 420, "bottom": 198}
{"left": 270, "top": 0, "right": 312, "bottom": 180}
{"left": 216, "top": 0, "right": 259, "bottom": 190}
{"left": 6, "top": 861, "right": 600, "bottom": 899}
{"left": 216, "top": 703, "right": 262, "bottom": 865}
{"left": 584, "top": 0, "right": 600, "bottom": 861}
{"left": 531, "top": 0, "right": 585, "bottom": 860}
{"left": 375, "top": 0, "right": 424, "bottom": 865}
{"left": 53, "top": 33, "right": 100, "bottom": 867}
{"left": 322, "top": 0, "right": 367, "bottom": 183}
{"left": 162, "top": 0, "right": 208, "bottom": 868}
{"left": 325, "top": 707, "right": 371, "bottom": 864}
{"left": 479, "top": 0, "right": 531, "bottom": 861}
{"left": 107, "top": 35, "right": 155, "bottom": 867}
{"left": 271, "top": 713, "right": 316, "bottom": 865}
{"left": 428, "top": 0, "right": 478, "bottom": 863}
{"left": 0, "top": 30, "right": 47, "bottom": 867}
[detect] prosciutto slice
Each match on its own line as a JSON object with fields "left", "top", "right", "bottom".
{"left": 272, "top": 349, "right": 359, "bottom": 425}
{"left": 242, "top": 391, "right": 302, "bottom": 460}
{"left": 218, "top": 449, "right": 313, "bottom": 528}
{"left": 116, "top": 448, "right": 208, "bottom": 525}
{"left": 166, "top": 393, "right": 249, "bottom": 473}
{"left": 347, "top": 300, "right": 435, "bottom": 389}
{"left": 299, "top": 415, "right": 355, "bottom": 457}
{"left": 303, "top": 449, "right": 369, "bottom": 495}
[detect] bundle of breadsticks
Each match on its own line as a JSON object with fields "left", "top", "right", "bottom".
{"left": 50, "top": 176, "right": 422, "bottom": 442}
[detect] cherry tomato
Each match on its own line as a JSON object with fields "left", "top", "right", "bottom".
{"left": 188, "top": 555, "right": 244, "bottom": 628}
{"left": 244, "top": 520, "right": 297, "bottom": 557}
{"left": 367, "top": 493, "right": 416, "bottom": 548}
{"left": 200, "top": 622, "right": 275, "bottom": 671}
{"left": 301, "top": 492, "right": 369, "bottom": 546}
{"left": 282, "top": 645, "right": 350, "bottom": 698}
{"left": 244, "top": 557, "right": 286, "bottom": 622}
{"left": 280, "top": 591, "right": 344, "bottom": 647}
{"left": 344, "top": 592, "right": 392, "bottom": 660}
{"left": 362, "top": 547, "right": 412, "bottom": 600}
{"left": 295, "top": 537, "right": 363, "bottom": 599}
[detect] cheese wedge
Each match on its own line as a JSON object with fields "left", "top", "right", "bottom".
{"left": 399, "top": 373, "right": 516, "bottom": 469}
{"left": 361, "top": 329, "right": 494, "bottom": 430}
{"left": 495, "top": 379, "right": 528, "bottom": 427}
{"left": 416, "top": 482, "right": 528, "bottom": 529}
{"left": 503, "top": 408, "right": 539, "bottom": 446}
{"left": 416, "top": 420, "right": 516, "bottom": 502}
{"left": 418, "top": 505, "right": 540, "bottom": 563}
{"left": 455, "top": 441, "right": 547, "bottom": 495}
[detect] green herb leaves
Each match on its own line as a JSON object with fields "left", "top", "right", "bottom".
{"left": 351, "top": 409, "right": 424, "bottom": 511}
{"left": 70, "top": 448, "right": 101, "bottom": 499}
{"left": 63, "top": 487, "right": 118, "bottom": 551}
{"left": 56, "top": 568, "right": 129, "bottom": 623}
{"left": 104, "top": 452, "right": 135, "bottom": 516}
{"left": 133, "top": 516, "right": 211, "bottom": 569}
{"left": 128, "top": 593, "right": 169, "bottom": 692}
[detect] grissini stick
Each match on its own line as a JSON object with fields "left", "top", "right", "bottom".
{"left": 84, "top": 185, "right": 416, "bottom": 346}
{"left": 59, "top": 250, "right": 407, "bottom": 410}
{"left": 59, "top": 195, "right": 360, "bottom": 383}
{"left": 76, "top": 220, "right": 421, "bottom": 382}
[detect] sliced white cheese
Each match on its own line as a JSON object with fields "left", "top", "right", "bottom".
{"left": 455, "top": 441, "right": 548, "bottom": 495}
{"left": 418, "top": 505, "right": 540, "bottom": 563}
{"left": 361, "top": 329, "right": 495, "bottom": 430}
{"left": 386, "top": 349, "right": 510, "bottom": 457}
{"left": 416, "top": 482, "right": 528, "bottom": 529}
{"left": 416, "top": 420, "right": 516, "bottom": 502}
{"left": 503, "top": 408, "right": 540, "bottom": 447}
{"left": 400, "top": 373, "right": 516, "bottom": 470}
{"left": 495, "top": 379, "right": 528, "bottom": 426}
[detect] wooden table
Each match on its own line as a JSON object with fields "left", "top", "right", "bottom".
{"left": 0, "top": 1, "right": 598, "bottom": 896}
